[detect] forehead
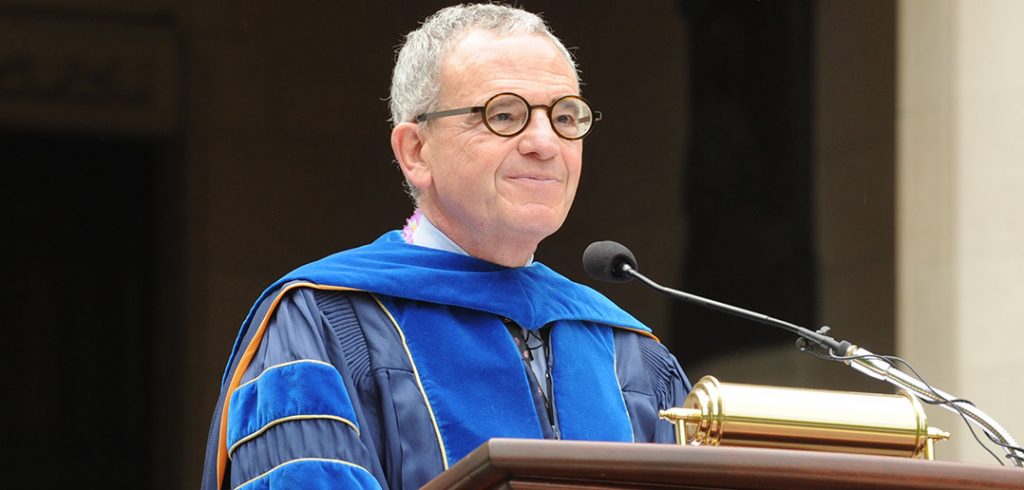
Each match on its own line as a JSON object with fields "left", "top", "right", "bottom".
{"left": 438, "top": 30, "right": 579, "bottom": 104}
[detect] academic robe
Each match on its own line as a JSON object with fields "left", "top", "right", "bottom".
{"left": 201, "top": 232, "right": 690, "bottom": 490}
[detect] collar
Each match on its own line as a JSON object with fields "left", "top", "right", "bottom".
{"left": 403, "top": 208, "right": 534, "bottom": 266}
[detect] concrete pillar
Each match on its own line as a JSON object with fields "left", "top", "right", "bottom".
{"left": 898, "top": 0, "right": 1024, "bottom": 464}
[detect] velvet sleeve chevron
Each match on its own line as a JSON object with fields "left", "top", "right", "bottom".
{"left": 225, "top": 288, "right": 384, "bottom": 489}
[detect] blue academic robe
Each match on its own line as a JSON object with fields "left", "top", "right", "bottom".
{"left": 201, "top": 232, "right": 690, "bottom": 489}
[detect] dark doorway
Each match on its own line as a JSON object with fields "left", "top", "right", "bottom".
{"left": 1, "top": 133, "right": 155, "bottom": 487}
{"left": 674, "top": 0, "right": 816, "bottom": 367}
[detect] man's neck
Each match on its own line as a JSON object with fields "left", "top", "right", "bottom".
{"left": 414, "top": 208, "right": 537, "bottom": 268}
{"left": 406, "top": 209, "right": 470, "bottom": 255}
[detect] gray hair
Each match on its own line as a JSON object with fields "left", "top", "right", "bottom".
{"left": 389, "top": 4, "right": 579, "bottom": 202}
{"left": 389, "top": 3, "right": 579, "bottom": 125}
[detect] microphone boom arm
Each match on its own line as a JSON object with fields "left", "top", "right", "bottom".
{"left": 623, "top": 264, "right": 850, "bottom": 355}
{"left": 621, "top": 264, "right": 1024, "bottom": 467}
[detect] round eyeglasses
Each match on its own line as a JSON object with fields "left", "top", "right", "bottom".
{"left": 414, "top": 93, "right": 601, "bottom": 140}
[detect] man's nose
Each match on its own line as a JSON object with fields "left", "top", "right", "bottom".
{"left": 516, "top": 108, "right": 561, "bottom": 160}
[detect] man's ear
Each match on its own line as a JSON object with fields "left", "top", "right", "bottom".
{"left": 391, "top": 122, "right": 432, "bottom": 190}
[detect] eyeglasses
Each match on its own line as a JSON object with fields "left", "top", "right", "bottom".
{"left": 414, "top": 92, "right": 601, "bottom": 140}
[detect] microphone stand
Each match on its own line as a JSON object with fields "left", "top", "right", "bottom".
{"left": 622, "top": 263, "right": 1024, "bottom": 467}
{"left": 843, "top": 345, "right": 1024, "bottom": 466}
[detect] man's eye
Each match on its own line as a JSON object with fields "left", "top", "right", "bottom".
{"left": 491, "top": 112, "right": 515, "bottom": 122}
{"left": 554, "top": 114, "right": 576, "bottom": 126}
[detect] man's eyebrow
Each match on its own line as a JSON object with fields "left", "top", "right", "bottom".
{"left": 546, "top": 94, "right": 579, "bottom": 105}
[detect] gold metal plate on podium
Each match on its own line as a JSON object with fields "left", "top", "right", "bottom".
{"left": 660, "top": 375, "right": 949, "bottom": 459}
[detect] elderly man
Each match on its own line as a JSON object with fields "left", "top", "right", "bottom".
{"left": 202, "top": 4, "right": 689, "bottom": 489}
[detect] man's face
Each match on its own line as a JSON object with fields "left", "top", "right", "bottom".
{"left": 417, "top": 30, "right": 583, "bottom": 256}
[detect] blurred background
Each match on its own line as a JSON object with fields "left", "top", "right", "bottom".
{"left": 1, "top": 0, "right": 1021, "bottom": 487}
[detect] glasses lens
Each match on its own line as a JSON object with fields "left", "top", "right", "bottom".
{"left": 484, "top": 94, "right": 529, "bottom": 136}
{"left": 551, "top": 96, "right": 594, "bottom": 139}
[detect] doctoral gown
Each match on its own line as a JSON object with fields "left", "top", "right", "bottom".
{"left": 201, "top": 232, "right": 690, "bottom": 489}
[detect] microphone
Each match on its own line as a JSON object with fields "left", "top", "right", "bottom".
{"left": 582, "top": 240, "right": 637, "bottom": 283}
{"left": 583, "top": 241, "right": 1024, "bottom": 466}
{"left": 581, "top": 240, "right": 848, "bottom": 354}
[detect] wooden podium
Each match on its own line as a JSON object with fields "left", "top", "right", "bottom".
{"left": 422, "top": 439, "right": 1024, "bottom": 489}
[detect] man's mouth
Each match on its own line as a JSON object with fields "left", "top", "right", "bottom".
{"left": 508, "top": 174, "right": 560, "bottom": 183}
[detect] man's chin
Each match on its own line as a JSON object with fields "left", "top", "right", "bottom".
{"left": 503, "top": 205, "right": 569, "bottom": 239}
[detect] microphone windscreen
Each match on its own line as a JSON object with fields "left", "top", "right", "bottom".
{"left": 583, "top": 240, "right": 638, "bottom": 283}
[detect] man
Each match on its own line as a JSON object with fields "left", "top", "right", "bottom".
{"left": 201, "top": 4, "right": 689, "bottom": 489}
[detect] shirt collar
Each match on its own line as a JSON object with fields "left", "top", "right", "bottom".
{"left": 402, "top": 208, "right": 534, "bottom": 266}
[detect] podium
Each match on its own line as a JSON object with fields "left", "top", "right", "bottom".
{"left": 422, "top": 439, "right": 1024, "bottom": 489}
